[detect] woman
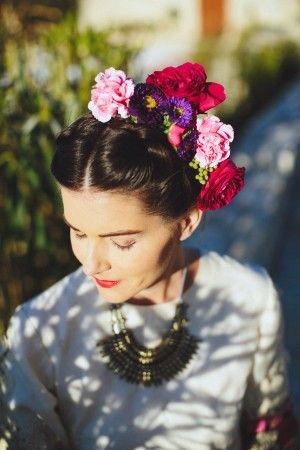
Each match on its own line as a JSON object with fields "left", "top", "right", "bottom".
{"left": 1, "top": 62, "right": 299, "bottom": 449}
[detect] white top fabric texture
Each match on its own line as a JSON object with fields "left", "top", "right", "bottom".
{"left": 1, "top": 250, "right": 290, "bottom": 450}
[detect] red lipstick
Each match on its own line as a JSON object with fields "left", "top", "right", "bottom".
{"left": 94, "top": 278, "right": 120, "bottom": 288}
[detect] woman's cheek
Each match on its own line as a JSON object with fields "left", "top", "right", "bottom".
{"left": 108, "top": 240, "right": 147, "bottom": 272}
{"left": 125, "top": 239, "right": 161, "bottom": 273}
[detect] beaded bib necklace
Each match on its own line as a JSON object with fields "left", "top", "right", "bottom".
{"left": 96, "top": 266, "right": 201, "bottom": 386}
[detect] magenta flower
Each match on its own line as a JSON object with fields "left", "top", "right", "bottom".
{"left": 146, "top": 62, "right": 226, "bottom": 113}
{"left": 195, "top": 115, "right": 234, "bottom": 168}
{"left": 88, "top": 68, "right": 135, "bottom": 122}
{"left": 167, "top": 124, "right": 185, "bottom": 147}
{"left": 196, "top": 159, "right": 245, "bottom": 211}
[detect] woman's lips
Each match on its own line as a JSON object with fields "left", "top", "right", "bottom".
{"left": 94, "top": 278, "right": 120, "bottom": 288}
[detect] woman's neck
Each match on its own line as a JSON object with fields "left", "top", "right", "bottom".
{"left": 127, "top": 246, "right": 200, "bottom": 306}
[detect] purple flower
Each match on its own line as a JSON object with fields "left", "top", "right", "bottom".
{"left": 176, "top": 128, "right": 198, "bottom": 162}
{"left": 128, "top": 83, "right": 166, "bottom": 125}
{"left": 165, "top": 97, "right": 195, "bottom": 127}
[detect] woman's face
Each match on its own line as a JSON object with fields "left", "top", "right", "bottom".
{"left": 60, "top": 187, "right": 184, "bottom": 304}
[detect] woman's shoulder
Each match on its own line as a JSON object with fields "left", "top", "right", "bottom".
{"left": 203, "top": 249, "right": 268, "bottom": 278}
{"left": 197, "top": 249, "right": 278, "bottom": 313}
{"left": 6, "top": 266, "right": 97, "bottom": 356}
{"left": 29, "top": 265, "right": 88, "bottom": 307}
{"left": 9, "top": 266, "right": 94, "bottom": 329}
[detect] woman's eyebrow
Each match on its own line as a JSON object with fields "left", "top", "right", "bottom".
{"left": 62, "top": 216, "right": 142, "bottom": 237}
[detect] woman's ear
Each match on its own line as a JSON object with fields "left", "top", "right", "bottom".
{"left": 178, "top": 207, "right": 203, "bottom": 241}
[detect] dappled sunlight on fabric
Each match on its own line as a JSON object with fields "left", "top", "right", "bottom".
{"left": 164, "top": 409, "right": 204, "bottom": 429}
{"left": 102, "top": 405, "right": 112, "bottom": 414}
{"left": 67, "top": 305, "right": 81, "bottom": 319}
{"left": 96, "top": 435, "right": 110, "bottom": 447}
{"left": 34, "top": 279, "right": 71, "bottom": 311}
{"left": 133, "top": 407, "right": 163, "bottom": 429}
{"left": 85, "top": 378, "right": 101, "bottom": 392}
{"left": 261, "top": 372, "right": 284, "bottom": 394}
{"left": 66, "top": 378, "right": 83, "bottom": 403}
{"left": 48, "top": 315, "right": 60, "bottom": 325}
{"left": 8, "top": 399, "right": 16, "bottom": 410}
{"left": 41, "top": 325, "right": 56, "bottom": 347}
{"left": 161, "top": 411, "right": 236, "bottom": 449}
{"left": 165, "top": 379, "right": 180, "bottom": 392}
{"left": 277, "top": 147, "right": 296, "bottom": 175}
{"left": 77, "top": 277, "right": 95, "bottom": 295}
{"left": 79, "top": 315, "right": 95, "bottom": 331}
{"left": 24, "top": 317, "right": 37, "bottom": 338}
{"left": 74, "top": 355, "right": 90, "bottom": 370}
{"left": 211, "top": 338, "right": 254, "bottom": 360}
{"left": 82, "top": 397, "right": 94, "bottom": 407}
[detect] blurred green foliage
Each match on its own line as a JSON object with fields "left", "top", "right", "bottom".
{"left": 194, "top": 28, "right": 300, "bottom": 130}
{"left": 232, "top": 32, "right": 300, "bottom": 129}
{"left": 0, "top": 12, "right": 139, "bottom": 332}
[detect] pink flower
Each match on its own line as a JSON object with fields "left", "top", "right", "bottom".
{"left": 195, "top": 115, "right": 234, "bottom": 168}
{"left": 167, "top": 124, "right": 185, "bottom": 147}
{"left": 88, "top": 68, "right": 135, "bottom": 122}
{"left": 255, "top": 419, "right": 268, "bottom": 433}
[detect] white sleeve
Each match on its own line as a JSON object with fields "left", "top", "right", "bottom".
{"left": 0, "top": 304, "right": 70, "bottom": 449}
{"left": 242, "top": 270, "right": 290, "bottom": 418}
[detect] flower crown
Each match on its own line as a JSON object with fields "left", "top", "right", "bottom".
{"left": 88, "top": 62, "right": 245, "bottom": 211}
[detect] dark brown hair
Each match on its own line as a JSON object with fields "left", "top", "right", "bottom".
{"left": 51, "top": 112, "right": 200, "bottom": 220}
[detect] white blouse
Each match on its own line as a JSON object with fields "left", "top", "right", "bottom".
{"left": 1, "top": 250, "right": 290, "bottom": 449}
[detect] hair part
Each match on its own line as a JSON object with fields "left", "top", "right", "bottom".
{"left": 51, "top": 112, "right": 200, "bottom": 221}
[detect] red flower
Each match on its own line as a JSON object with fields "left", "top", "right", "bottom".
{"left": 197, "top": 159, "right": 245, "bottom": 211}
{"left": 146, "top": 62, "right": 226, "bottom": 113}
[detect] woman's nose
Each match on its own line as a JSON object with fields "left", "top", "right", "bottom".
{"left": 83, "top": 242, "right": 111, "bottom": 276}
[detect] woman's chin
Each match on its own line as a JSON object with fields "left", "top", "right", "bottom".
{"left": 95, "top": 285, "right": 131, "bottom": 304}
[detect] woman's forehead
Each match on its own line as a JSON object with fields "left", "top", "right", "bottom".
{"left": 61, "top": 186, "right": 126, "bottom": 200}
{"left": 60, "top": 187, "right": 161, "bottom": 231}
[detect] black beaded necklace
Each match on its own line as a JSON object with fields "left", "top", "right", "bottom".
{"left": 96, "top": 266, "right": 201, "bottom": 387}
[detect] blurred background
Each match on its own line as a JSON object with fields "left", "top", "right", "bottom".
{"left": 0, "top": 0, "right": 300, "bottom": 410}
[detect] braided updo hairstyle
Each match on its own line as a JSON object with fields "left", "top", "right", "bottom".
{"left": 51, "top": 112, "right": 201, "bottom": 221}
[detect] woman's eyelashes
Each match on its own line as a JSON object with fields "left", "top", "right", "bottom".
{"left": 73, "top": 232, "right": 135, "bottom": 251}
{"left": 111, "top": 240, "right": 136, "bottom": 251}
{"left": 74, "top": 233, "right": 85, "bottom": 239}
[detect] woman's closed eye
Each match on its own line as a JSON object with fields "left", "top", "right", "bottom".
{"left": 74, "top": 233, "right": 135, "bottom": 251}
{"left": 111, "top": 240, "right": 135, "bottom": 251}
